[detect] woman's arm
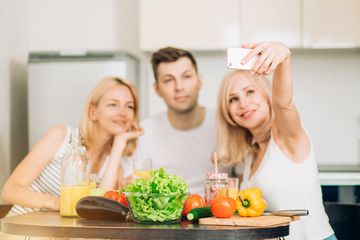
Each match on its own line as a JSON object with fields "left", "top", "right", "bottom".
{"left": 2, "top": 125, "right": 68, "bottom": 210}
{"left": 243, "top": 41, "right": 310, "bottom": 163}
{"left": 98, "top": 123, "right": 143, "bottom": 190}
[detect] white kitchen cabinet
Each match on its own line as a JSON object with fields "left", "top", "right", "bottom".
{"left": 139, "top": 0, "right": 241, "bottom": 51}
{"left": 240, "top": 0, "right": 301, "bottom": 48}
{"left": 28, "top": 0, "right": 139, "bottom": 52}
{"left": 303, "top": 0, "right": 360, "bottom": 48}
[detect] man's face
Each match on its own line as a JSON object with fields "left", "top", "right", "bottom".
{"left": 154, "top": 57, "right": 202, "bottom": 114}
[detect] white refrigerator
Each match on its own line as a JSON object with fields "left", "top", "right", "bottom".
{"left": 28, "top": 51, "right": 139, "bottom": 149}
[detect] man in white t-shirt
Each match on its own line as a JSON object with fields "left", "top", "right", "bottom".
{"left": 132, "top": 47, "right": 232, "bottom": 196}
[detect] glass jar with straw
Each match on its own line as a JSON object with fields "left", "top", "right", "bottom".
{"left": 204, "top": 152, "right": 228, "bottom": 205}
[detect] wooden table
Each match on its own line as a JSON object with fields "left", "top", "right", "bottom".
{"left": 1, "top": 211, "right": 290, "bottom": 239}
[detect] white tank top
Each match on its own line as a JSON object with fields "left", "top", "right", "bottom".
{"left": 238, "top": 134, "right": 334, "bottom": 240}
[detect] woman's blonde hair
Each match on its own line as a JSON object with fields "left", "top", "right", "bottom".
{"left": 80, "top": 77, "right": 139, "bottom": 156}
{"left": 216, "top": 70, "right": 272, "bottom": 166}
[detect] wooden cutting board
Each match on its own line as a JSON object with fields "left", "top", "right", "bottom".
{"left": 199, "top": 215, "right": 300, "bottom": 227}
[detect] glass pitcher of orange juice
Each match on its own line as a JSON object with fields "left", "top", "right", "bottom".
{"left": 60, "top": 128, "right": 91, "bottom": 217}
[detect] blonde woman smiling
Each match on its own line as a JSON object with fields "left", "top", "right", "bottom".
{"left": 2, "top": 77, "right": 143, "bottom": 216}
{"left": 216, "top": 41, "right": 335, "bottom": 240}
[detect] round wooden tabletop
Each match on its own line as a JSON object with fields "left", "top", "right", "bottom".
{"left": 1, "top": 211, "right": 289, "bottom": 239}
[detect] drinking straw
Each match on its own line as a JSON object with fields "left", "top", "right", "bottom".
{"left": 214, "top": 152, "right": 218, "bottom": 174}
{"left": 213, "top": 152, "right": 219, "bottom": 198}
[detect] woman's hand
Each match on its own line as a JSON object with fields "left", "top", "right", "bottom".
{"left": 100, "top": 123, "right": 144, "bottom": 189}
{"left": 123, "top": 122, "right": 144, "bottom": 142}
{"left": 110, "top": 123, "right": 144, "bottom": 157}
{"left": 241, "top": 41, "right": 291, "bottom": 76}
{"left": 113, "top": 123, "right": 144, "bottom": 147}
{"left": 119, "top": 174, "right": 137, "bottom": 188}
{"left": 46, "top": 196, "right": 60, "bottom": 211}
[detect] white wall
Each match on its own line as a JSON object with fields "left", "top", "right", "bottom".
{"left": 291, "top": 50, "right": 360, "bottom": 165}
{"left": 0, "top": 0, "right": 11, "bottom": 204}
{"left": 0, "top": 0, "right": 28, "bottom": 204}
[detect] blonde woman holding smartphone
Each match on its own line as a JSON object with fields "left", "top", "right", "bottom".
{"left": 216, "top": 41, "right": 336, "bottom": 240}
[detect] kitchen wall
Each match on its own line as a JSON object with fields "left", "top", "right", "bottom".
{"left": 291, "top": 50, "right": 360, "bottom": 166}
{"left": 0, "top": 0, "right": 28, "bottom": 204}
{"left": 1, "top": 0, "right": 360, "bottom": 204}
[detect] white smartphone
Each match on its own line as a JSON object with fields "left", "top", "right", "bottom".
{"left": 226, "top": 47, "right": 258, "bottom": 70}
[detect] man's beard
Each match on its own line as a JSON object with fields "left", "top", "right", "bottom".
{"left": 169, "top": 99, "right": 198, "bottom": 115}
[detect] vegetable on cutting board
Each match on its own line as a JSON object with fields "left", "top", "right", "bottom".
{"left": 211, "top": 197, "right": 237, "bottom": 218}
{"left": 187, "top": 206, "right": 241, "bottom": 221}
{"left": 236, "top": 188, "right": 267, "bottom": 217}
{"left": 187, "top": 206, "right": 213, "bottom": 221}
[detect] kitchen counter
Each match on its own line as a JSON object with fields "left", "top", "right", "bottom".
{"left": 318, "top": 165, "right": 360, "bottom": 186}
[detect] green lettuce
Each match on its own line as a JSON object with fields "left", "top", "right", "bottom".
{"left": 123, "top": 167, "right": 189, "bottom": 222}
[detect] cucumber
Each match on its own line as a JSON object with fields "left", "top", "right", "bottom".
{"left": 187, "top": 206, "right": 239, "bottom": 221}
{"left": 186, "top": 206, "right": 213, "bottom": 221}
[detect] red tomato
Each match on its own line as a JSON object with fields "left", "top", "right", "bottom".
{"left": 183, "top": 194, "right": 206, "bottom": 217}
{"left": 115, "top": 192, "right": 128, "bottom": 207}
{"left": 103, "top": 190, "right": 118, "bottom": 200}
{"left": 211, "top": 197, "right": 236, "bottom": 218}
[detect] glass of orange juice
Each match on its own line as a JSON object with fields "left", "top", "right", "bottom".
{"left": 133, "top": 157, "right": 152, "bottom": 179}
{"left": 228, "top": 177, "right": 239, "bottom": 200}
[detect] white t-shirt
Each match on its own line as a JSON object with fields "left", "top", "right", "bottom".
{"left": 129, "top": 108, "right": 232, "bottom": 197}
{"left": 238, "top": 134, "right": 334, "bottom": 240}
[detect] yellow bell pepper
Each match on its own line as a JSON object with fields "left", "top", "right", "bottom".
{"left": 236, "top": 188, "right": 267, "bottom": 217}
